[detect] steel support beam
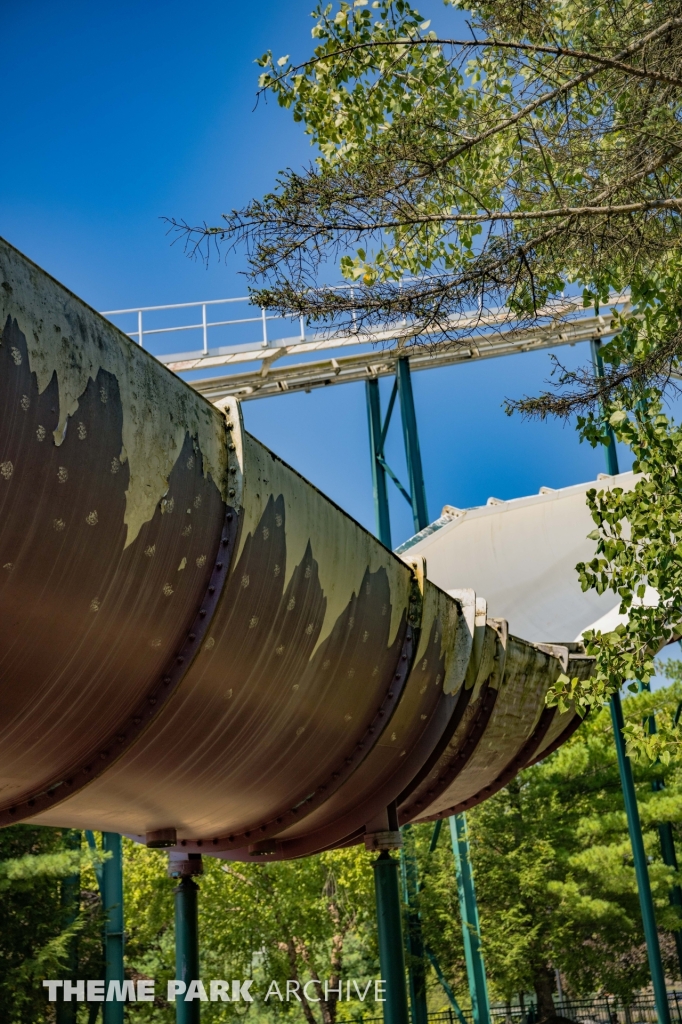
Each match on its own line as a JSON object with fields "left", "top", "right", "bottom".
{"left": 102, "top": 833, "right": 124, "bottom": 1024}
{"left": 611, "top": 693, "right": 670, "bottom": 1024}
{"left": 400, "top": 826, "right": 428, "bottom": 1024}
{"left": 396, "top": 357, "right": 429, "bottom": 532}
{"left": 639, "top": 682, "right": 682, "bottom": 974}
{"left": 366, "top": 378, "right": 392, "bottom": 548}
{"left": 589, "top": 339, "right": 620, "bottom": 477}
{"left": 374, "top": 851, "right": 411, "bottom": 1024}
{"left": 591, "top": 337, "right": 673, "bottom": 1021}
{"left": 56, "top": 830, "right": 81, "bottom": 1024}
{"left": 449, "top": 815, "right": 490, "bottom": 1024}
{"left": 175, "top": 876, "right": 201, "bottom": 1024}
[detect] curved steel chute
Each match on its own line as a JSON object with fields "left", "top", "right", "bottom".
{"left": 0, "top": 238, "right": 589, "bottom": 859}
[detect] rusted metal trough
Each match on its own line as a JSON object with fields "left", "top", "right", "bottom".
{"left": 0, "top": 238, "right": 592, "bottom": 860}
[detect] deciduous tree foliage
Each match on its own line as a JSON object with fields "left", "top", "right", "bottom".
{"left": 0, "top": 826, "right": 104, "bottom": 1023}
{"left": 123, "top": 842, "right": 379, "bottom": 1023}
{"left": 168, "top": 0, "right": 682, "bottom": 752}
{"left": 418, "top": 681, "right": 682, "bottom": 1011}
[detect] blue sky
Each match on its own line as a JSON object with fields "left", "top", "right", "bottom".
{"left": 1, "top": 0, "right": 631, "bottom": 550}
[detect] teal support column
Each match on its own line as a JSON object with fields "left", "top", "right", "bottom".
{"left": 591, "top": 336, "right": 672, "bottom": 1019}
{"left": 102, "top": 833, "right": 124, "bottom": 1024}
{"left": 396, "top": 357, "right": 429, "bottom": 532}
{"left": 611, "top": 693, "right": 670, "bottom": 1024}
{"left": 449, "top": 815, "right": 490, "bottom": 1024}
{"left": 639, "top": 681, "right": 682, "bottom": 973}
{"left": 589, "top": 338, "right": 620, "bottom": 477}
{"left": 366, "top": 378, "right": 392, "bottom": 548}
{"left": 400, "top": 826, "right": 428, "bottom": 1024}
{"left": 57, "top": 830, "right": 81, "bottom": 1024}
{"left": 654, "top": 786, "right": 682, "bottom": 971}
{"left": 374, "top": 851, "right": 410, "bottom": 1024}
{"left": 175, "top": 876, "right": 201, "bottom": 1024}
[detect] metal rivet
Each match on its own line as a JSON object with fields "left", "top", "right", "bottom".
{"left": 188, "top": 633, "right": 196, "bottom": 641}
{"left": 117, "top": 735, "right": 126, "bottom": 743}
{"left": 208, "top": 586, "right": 215, "bottom": 594}
{"left": 163, "top": 676, "right": 171, "bottom": 684}
{"left": 222, "top": 538, "right": 228, "bottom": 546}
{"left": 28, "top": 799, "right": 35, "bottom": 807}
{"left": 388, "top": 692, "right": 394, "bottom": 698}
{"left": 133, "top": 717, "right": 141, "bottom": 725}
{"left": 100, "top": 752, "right": 108, "bottom": 760}
{"left": 228, "top": 489, "right": 235, "bottom": 497}
{"left": 181, "top": 840, "right": 187, "bottom": 846}
{"left": 176, "top": 656, "right": 184, "bottom": 665}
{"left": 9, "top": 807, "right": 16, "bottom": 815}
{"left": 227, "top": 513, "right": 232, "bottom": 521}
{"left": 245, "top": 831, "right": 251, "bottom": 838}
{"left": 199, "top": 609, "right": 206, "bottom": 618}
{"left": 148, "top": 697, "right": 157, "bottom": 705}
{"left": 216, "top": 562, "right": 223, "bottom": 570}
{"left": 212, "top": 839, "right": 218, "bottom": 845}
{"left": 229, "top": 466, "right": 236, "bottom": 474}
{"left": 197, "top": 840, "right": 203, "bottom": 847}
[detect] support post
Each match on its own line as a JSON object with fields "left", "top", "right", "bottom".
{"left": 656, "top": 807, "right": 682, "bottom": 972}
{"left": 611, "top": 693, "right": 670, "bottom": 1024}
{"left": 396, "top": 357, "right": 429, "bottom": 532}
{"left": 374, "top": 851, "right": 411, "bottom": 1024}
{"left": 102, "top": 833, "right": 124, "bottom": 1024}
{"left": 57, "top": 830, "right": 81, "bottom": 1024}
{"left": 366, "top": 377, "right": 392, "bottom": 548}
{"left": 589, "top": 338, "right": 619, "bottom": 477}
{"left": 449, "top": 815, "right": 490, "bottom": 1024}
{"left": 639, "top": 681, "right": 682, "bottom": 973}
{"left": 591, "top": 336, "right": 673, "bottom": 1019}
{"left": 400, "top": 826, "right": 428, "bottom": 1024}
{"left": 171, "top": 853, "right": 203, "bottom": 1024}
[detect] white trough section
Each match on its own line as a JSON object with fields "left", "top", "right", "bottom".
{"left": 397, "top": 472, "right": 640, "bottom": 644}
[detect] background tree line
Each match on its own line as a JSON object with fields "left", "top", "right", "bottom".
{"left": 3, "top": 679, "right": 682, "bottom": 1023}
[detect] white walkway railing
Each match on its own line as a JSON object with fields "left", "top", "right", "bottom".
{"left": 101, "top": 293, "right": 630, "bottom": 403}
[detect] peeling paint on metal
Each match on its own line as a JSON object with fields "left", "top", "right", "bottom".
{"left": 236, "top": 432, "right": 411, "bottom": 653}
{"left": 0, "top": 237, "right": 230, "bottom": 546}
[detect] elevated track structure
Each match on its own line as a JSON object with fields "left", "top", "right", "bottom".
{"left": 6, "top": 238, "right": 669, "bottom": 1024}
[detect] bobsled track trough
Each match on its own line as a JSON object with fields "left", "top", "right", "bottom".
{"left": 0, "top": 237, "right": 594, "bottom": 860}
